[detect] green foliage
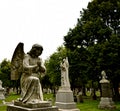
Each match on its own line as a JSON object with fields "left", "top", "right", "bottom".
{"left": 0, "top": 59, "right": 12, "bottom": 87}
{"left": 0, "top": 59, "right": 20, "bottom": 93}
{"left": 64, "top": 0, "right": 120, "bottom": 98}
{"left": 41, "top": 74, "right": 52, "bottom": 88}
{"left": 44, "top": 46, "right": 68, "bottom": 88}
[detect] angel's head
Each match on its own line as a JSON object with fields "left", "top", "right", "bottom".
{"left": 28, "top": 44, "right": 43, "bottom": 58}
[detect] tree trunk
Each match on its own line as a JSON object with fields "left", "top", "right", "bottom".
{"left": 82, "top": 85, "right": 86, "bottom": 96}
{"left": 112, "top": 81, "right": 120, "bottom": 101}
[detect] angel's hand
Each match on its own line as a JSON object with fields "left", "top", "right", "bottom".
{"left": 32, "top": 66, "right": 40, "bottom": 73}
{"left": 37, "top": 61, "right": 41, "bottom": 66}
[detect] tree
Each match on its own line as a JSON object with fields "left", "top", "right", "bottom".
{"left": 44, "top": 46, "right": 67, "bottom": 93}
{"left": 0, "top": 59, "right": 21, "bottom": 94}
{"left": 64, "top": 0, "right": 120, "bottom": 99}
{"left": 0, "top": 59, "right": 11, "bottom": 88}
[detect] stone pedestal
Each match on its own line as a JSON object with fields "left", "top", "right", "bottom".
{"left": 55, "top": 87, "right": 80, "bottom": 111}
{"left": 98, "top": 97, "right": 116, "bottom": 110}
{"left": 0, "top": 88, "right": 5, "bottom": 100}
{"left": 7, "top": 101, "right": 58, "bottom": 111}
{"left": 76, "top": 95, "right": 83, "bottom": 103}
{"left": 98, "top": 71, "right": 116, "bottom": 110}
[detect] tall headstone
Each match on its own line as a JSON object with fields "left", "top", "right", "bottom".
{"left": 98, "top": 71, "right": 116, "bottom": 110}
{"left": 55, "top": 57, "right": 80, "bottom": 111}
{"left": 0, "top": 80, "right": 5, "bottom": 100}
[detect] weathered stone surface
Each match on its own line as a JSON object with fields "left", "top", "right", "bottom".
{"left": 59, "top": 109, "right": 80, "bottom": 111}
{"left": 98, "top": 97, "right": 116, "bottom": 110}
{"left": 11, "top": 43, "right": 46, "bottom": 103}
{"left": 60, "top": 57, "right": 70, "bottom": 88}
{"left": 7, "top": 104, "right": 58, "bottom": 111}
{"left": 55, "top": 102, "right": 76, "bottom": 109}
{"left": 98, "top": 71, "right": 116, "bottom": 110}
{"left": 101, "top": 83, "right": 111, "bottom": 97}
{"left": 14, "top": 100, "right": 51, "bottom": 108}
{"left": 7, "top": 100, "right": 58, "bottom": 111}
{"left": 55, "top": 89, "right": 80, "bottom": 111}
{"left": 56, "top": 89, "right": 74, "bottom": 103}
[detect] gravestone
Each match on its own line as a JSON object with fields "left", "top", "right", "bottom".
{"left": 98, "top": 71, "right": 116, "bottom": 110}
{"left": 0, "top": 80, "right": 5, "bottom": 100}
{"left": 55, "top": 57, "right": 80, "bottom": 111}
{"left": 76, "top": 91, "right": 83, "bottom": 103}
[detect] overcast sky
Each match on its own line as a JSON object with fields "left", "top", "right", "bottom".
{"left": 0, "top": 0, "right": 91, "bottom": 62}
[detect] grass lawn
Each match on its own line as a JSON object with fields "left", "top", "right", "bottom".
{"left": 0, "top": 93, "right": 120, "bottom": 111}
{"left": 77, "top": 99, "right": 120, "bottom": 111}
{"left": 0, "top": 93, "right": 20, "bottom": 111}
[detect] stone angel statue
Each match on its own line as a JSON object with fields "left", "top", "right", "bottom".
{"left": 60, "top": 57, "right": 70, "bottom": 88}
{"left": 11, "top": 42, "right": 46, "bottom": 103}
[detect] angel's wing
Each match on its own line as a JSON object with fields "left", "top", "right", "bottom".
{"left": 11, "top": 42, "right": 24, "bottom": 80}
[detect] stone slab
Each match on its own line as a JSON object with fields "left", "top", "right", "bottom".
{"left": 7, "top": 104, "right": 58, "bottom": 111}
{"left": 55, "top": 102, "right": 76, "bottom": 109}
{"left": 56, "top": 90, "right": 74, "bottom": 103}
{"left": 14, "top": 100, "right": 51, "bottom": 108}
{"left": 55, "top": 89, "right": 79, "bottom": 111}
{"left": 59, "top": 109, "right": 80, "bottom": 111}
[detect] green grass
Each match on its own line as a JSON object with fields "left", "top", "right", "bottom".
{"left": 0, "top": 93, "right": 120, "bottom": 111}
{"left": 77, "top": 99, "right": 120, "bottom": 111}
{"left": 0, "top": 105, "right": 6, "bottom": 111}
{"left": 0, "top": 93, "right": 20, "bottom": 111}
{"left": 4, "top": 93, "right": 20, "bottom": 102}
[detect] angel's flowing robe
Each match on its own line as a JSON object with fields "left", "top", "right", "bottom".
{"left": 20, "top": 54, "right": 45, "bottom": 103}
{"left": 60, "top": 57, "right": 70, "bottom": 88}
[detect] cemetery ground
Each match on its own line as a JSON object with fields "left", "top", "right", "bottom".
{"left": 0, "top": 92, "right": 120, "bottom": 111}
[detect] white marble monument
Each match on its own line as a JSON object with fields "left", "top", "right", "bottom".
{"left": 55, "top": 57, "right": 80, "bottom": 111}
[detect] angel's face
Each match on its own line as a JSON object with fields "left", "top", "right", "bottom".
{"left": 29, "top": 45, "right": 43, "bottom": 58}
{"left": 31, "top": 47, "right": 42, "bottom": 57}
{"left": 35, "top": 48, "right": 42, "bottom": 56}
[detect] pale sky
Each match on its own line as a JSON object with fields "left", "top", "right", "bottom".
{"left": 0, "top": 0, "right": 91, "bottom": 62}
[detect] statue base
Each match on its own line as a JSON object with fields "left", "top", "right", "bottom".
{"left": 7, "top": 101, "right": 58, "bottom": 111}
{"left": 98, "top": 97, "right": 116, "bottom": 110}
{"left": 55, "top": 87, "right": 80, "bottom": 111}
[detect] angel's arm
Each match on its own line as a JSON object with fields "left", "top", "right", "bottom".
{"left": 37, "top": 58, "right": 46, "bottom": 73}
{"left": 23, "top": 54, "right": 37, "bottom": 69}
